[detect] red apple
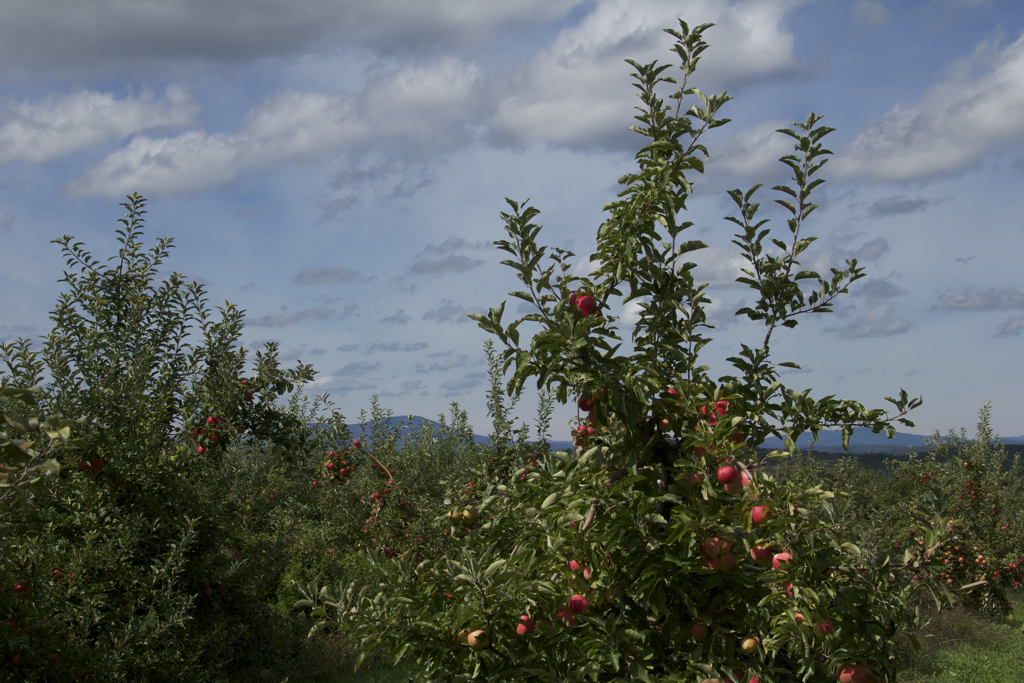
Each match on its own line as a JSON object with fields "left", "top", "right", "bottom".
{"left": 751, "top": 506, "right": 773, "bottom": 525}
{"left": 719, "top": 552, "right": 735, "bottom": 570}
{"left": 568, "top": 560, "right": 582, "bottom": 573}
{"left": 781, "top": 581, "right": 794, "bottom": 597}
{"left": 793, "top": 612, "right": 807, "bottom": 625}
{"left": 691, "top": 622, "right": 709, "bottom": 640}
{"left": 750, "top": 545, "right": 773, "bottom": 567}
{"left": 46, "top": 652, "right": 58, "bottom": 663}
{"left": 724, "top": 479, "right": 743, "bottom": 494}
{"left": 701, "top": 556, "right": 721, "bottom": 573}
{"left": 516, "top": 615, "right": 535, "bottom": 635}
{"left": 569, "top": 594, "right": 588, "bottom": 614}
{"left": 701, "top": 538, "right": 721, "bottom": 558}
{"left": 353, "top": 439, "right": 361, "bottom": 448}
{"left": 685, "top": 472, "right": 706, "bottom": 487}
{"left": 557, "top": 610, "right": 575, "bottom": 626}
{"left": 772, "top": 552, "right": 793, "bottom": 572}
{"left": 838, "top": 664, "right": 872, "bottom": 683}
{"left": 583, "top": 566, "right": 593, "bottom": 580}
{"left": 813, "top": 620, "right": 833, "bottom": 637}
{"left": 717, "top": 465, "right": 738, "bottom": 484}
{"left": 577, "top": 395, "right": 595, "bottom": 411}
{"left": 716, "top": 537, "right": 733, "bottom": 554}
{"left": 13, "top": 583, "right": 28, "bottom": 593}
{"left": 740, "top": 470, "right": 752, "bottom": 487}
{"left": 575, "top": 295, "right": 598, "bottom": 317}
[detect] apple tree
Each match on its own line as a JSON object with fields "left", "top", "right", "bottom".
{"left": 302, "top": 20, "right": 954, "bottom": 683}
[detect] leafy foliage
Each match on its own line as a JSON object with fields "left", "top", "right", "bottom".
{"left": 300, "top": 20, "right": 946, "bottom": 683}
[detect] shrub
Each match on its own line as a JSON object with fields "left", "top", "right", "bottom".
{"left": 0, "top": 196, "right": 323, "bottom": 682}
{"left": 300, "top": 20, "right": 949, "bottom": 683}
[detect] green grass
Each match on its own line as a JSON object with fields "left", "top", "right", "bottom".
{"left": 261, "top": 590, "right": 1024, "bottom": 683}
{"left": 894, "top": 588, "right": 1024, "bottom": 682}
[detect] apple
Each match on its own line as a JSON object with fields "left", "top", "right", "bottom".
{"left": 724, "top": 479, "right": 743, "bottom": 494}
{"left": 458, "top": 629, "right": 470, "bottom": 644}
{"left": 467, "top": 630, "right": 489, "bottom": 650}
{"left": 741, "top": 471, "right": 753, "bottom": 487}
{"left": 813, "top": 619, "right": 833, "bottom": 637}
{"left": 691, "top": 622, "right": 709, "bottom": 640}
{"left": 556, "top": 610, "right": 575, "bottom": 626}
{"left": 701, "top": 538, "right": 720, "bottom": 558}
{"left": 462, "top": 507, "right": 480, "bottom": 524}
{"left": 717, "top": 466, "right": 738, "bottom": 484}
{"left": 568, "top": 560, "right": 582, "bottom": 573}
{"left": 772, "top": 552, "right": 793, "bottom": 572}
{"left": 14, "top": 583, "right": 28, "bottom": 593}
{"left": 752, "top": 506, "right": 773, "bottom": 525}
{"left": 750, "top": 545, "right": 773, "bottom": 567}
{"left": 719, "top": 552, "right": 735, "bottom": 570}
{"left": 569, "top": 594, "right": 588, "bottom": 614}
{"left": 203, "top": 587, "right": 212, "bottom": 596}
{"left": 516, "top": 615, "right": 535, "bottom": 635}
{"left": 781, "top": 581, "right": 794, "bottom": 597}
{"left": 658, "top": 418, "right": 672, "bottom": 432}
{"left": 583, "top": 566, "right": 593, "bottom": 580}
{"left": 793, "top": 612, "right": 807, "bottom": 625}
{"left": 575, "top": 294, "right": 598, "bottom": 317}
{"left": 685, "top": 472, "right": 706, "bottom": 487}
{"left": 716, "top": 537, "right": 733, "bottom": 554}
{"left": 46, "top": 652, "right": 58, "bottom": 663}
{"left": 701, "top": 556, "right": 721, "bottom": 573}
{"left": 740, "top": 636, "right": 760, "bottom": 653}
{"left": 577, "top": 395, "right": 595, "bottom": 411}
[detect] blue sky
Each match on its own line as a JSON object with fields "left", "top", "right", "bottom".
{"left": 1, "top": 0, "right": 1022, "bottom": 443}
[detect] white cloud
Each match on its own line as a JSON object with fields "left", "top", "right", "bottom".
{"left": 997, "top": 315, "right": 1024, "bottom": 336}
{"left": 691, "top": 245, "right": 754, "bottom": 289}
{"left": 703, "top": 118, "right": 795, "bottom": 185}
{"left": 852, "top": 0, "right": 891, "bottom": 27}
{"left": 489, "top": 0, "right": 806, "bottom": 150}
{"left": 0, "top": 86, "right": 196, "bottom": 163}
{"left": 939, "top": 285, "right": 1024, "bottom": 310}
{"left": 64, "top": 58, "right": 483, "bottom": 198}
{"left": 833, "top": 30, "right": 1024, "bottom": 182}
{"left": 839, "top": 302, "right": 911, "bottom": 338}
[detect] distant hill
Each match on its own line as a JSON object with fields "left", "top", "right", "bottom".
{"left": 325, "top": 416, "right": 1024, "bottom": 476}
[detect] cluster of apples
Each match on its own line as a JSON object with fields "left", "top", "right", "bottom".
{"left": 573, "top": 388, "right": 608, "bottom": 448}
{"left": 699, "top": 536, "right": 736, "bottom": 572}
{"left": 321, "top": 439, "right": 361, "bottom": 483}
{"left": 446, "top": 506, "right": 480, "bottom": 525}
{"left": 191, "top": 414, "right": 229, "bottom": 455}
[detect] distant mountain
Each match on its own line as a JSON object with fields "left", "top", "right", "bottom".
{"left": 326, "top": 416, "right": 1023, "bottom": 457}
{"left": 757, "top": 427, "right": 1024, "bottom": 454}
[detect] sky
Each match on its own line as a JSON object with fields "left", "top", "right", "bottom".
{"left": 1, "top": 0, "right": 1022, "bottom": 445}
